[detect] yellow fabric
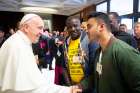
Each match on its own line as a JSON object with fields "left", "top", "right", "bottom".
{"left": 68, "top": 38, "right": 84, "bottom": 84}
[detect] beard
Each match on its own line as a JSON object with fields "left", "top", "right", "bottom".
{"left": 88, "top": 31, "right": 99, "bottom": 44}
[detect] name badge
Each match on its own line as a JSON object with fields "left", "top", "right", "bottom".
{"left": 96, "top": 63, "right": 102, "bottom": 75}
{"left": 73, "top": 56, "right": 82, "bottom": 63}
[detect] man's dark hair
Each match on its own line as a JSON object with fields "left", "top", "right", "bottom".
{"left": 120, "top": 24, "right": 127, "bottom": 27}
{"left": 88, "top": 12, "right": 111, "bottom": 31}
{"left": 108, "top": 12, "right": 120, "bottom": 23}
{"left": 66, "top": 17, "right": 80, "bottom": 26}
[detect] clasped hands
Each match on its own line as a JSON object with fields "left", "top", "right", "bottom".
{"left": 70, "top": 85, "right": 82, "bottom": 93}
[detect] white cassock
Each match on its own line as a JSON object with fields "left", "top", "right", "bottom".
{"left": 0, "top": 31, "right": 70, "bottom": 93}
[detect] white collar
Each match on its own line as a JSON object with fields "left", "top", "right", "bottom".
{"left": 17, "top": 30, "right": 32, "bottom": 45}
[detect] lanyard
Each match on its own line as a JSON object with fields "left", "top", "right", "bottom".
{"left": 96, "top": 51, "right": 103, "bottom": 76}
{"left": 98, "top": 51, "right": 102, "bottom": 64}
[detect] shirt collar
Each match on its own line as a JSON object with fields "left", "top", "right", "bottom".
{"left": 17, "top": 30, "right": 32, "bottom": 45}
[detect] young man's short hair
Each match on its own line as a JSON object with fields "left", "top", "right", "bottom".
{"left": 88, "top": 12, "right": 111, "bottom": 31}
{"left": 66, "top": 17, "right": 80, "bottom": 26}
{"left": 108, "top": 12, "right": 120, "bottom": 23}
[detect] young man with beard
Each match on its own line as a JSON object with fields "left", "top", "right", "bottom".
{"left": 83, "top": 12, "right": 140, "bottom": 93}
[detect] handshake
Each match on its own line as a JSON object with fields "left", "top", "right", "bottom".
{"left": 70, "top": 85, "right": 82, "bottom": 93}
